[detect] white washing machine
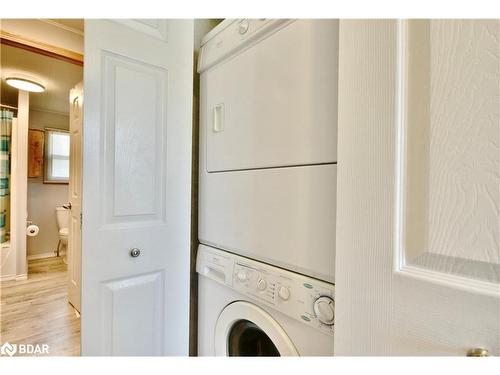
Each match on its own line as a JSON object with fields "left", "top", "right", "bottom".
{"left": 198, "top": 19, "right": 338, "bottom": 283}
{"left": 197, "top": 244, "right": 335, "bottom": 356}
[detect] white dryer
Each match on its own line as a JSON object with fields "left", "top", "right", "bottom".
{"left": 197, "top": 245, "right": 335, "bottom": 356}
{"left": 198, "top": 19, "right": 338, "bottom": 283}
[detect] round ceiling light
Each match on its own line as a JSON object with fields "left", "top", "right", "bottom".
{"left": 5, "top": 77, "right": 45, "bottom": 93}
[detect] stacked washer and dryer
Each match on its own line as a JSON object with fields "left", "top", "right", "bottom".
{"left": 196, "top": 19, "right": 338, "bottom": 356}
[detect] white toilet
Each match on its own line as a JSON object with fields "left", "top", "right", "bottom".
{"left": 55, "top": 206, "right": 70, "bottom": 257}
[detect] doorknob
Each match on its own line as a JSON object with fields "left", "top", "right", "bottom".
{"left": 130, "top": 248, "right": 141, "bottom": 258}
{"left": 466, "top": 348, "right": 489, "bottom": 357}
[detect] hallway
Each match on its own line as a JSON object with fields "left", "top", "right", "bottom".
{"left": 0, "top": 257, "right": 80, "bottom": 356}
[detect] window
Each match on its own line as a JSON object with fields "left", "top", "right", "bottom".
{"left": 44, "top": 129, "right": 70, "bottom": 183}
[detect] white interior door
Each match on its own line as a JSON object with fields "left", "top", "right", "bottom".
{"left": 67, "top": 81, "right": 83, "bottom": 313}
{"left": 82, "top": 20, "right": 193, "bottom": 355}
{"left": 335, "top": 20, "right": 500, "bottom": 356}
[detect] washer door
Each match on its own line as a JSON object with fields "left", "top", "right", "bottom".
{"left": 215, "top": 301, "right": 299, "bottom": 356}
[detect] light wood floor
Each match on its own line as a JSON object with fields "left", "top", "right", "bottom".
{"left": 0, "top": 257, "right": 80, "bottom": 356}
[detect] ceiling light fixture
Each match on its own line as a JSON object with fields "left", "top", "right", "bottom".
{"left": 5, "top": 77, "right": 45, "bottom": 93}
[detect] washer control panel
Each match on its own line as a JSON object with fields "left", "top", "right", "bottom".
{"left": 197, "top": 245, "right": 335, "bottom": 336}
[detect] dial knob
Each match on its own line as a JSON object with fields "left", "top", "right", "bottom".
{"left": 239, "top": 20, "right": 249, "bottom": 34}
{"left": 237, "top": 270, "right": 248, "bottom": 282}
{"left": 278, "top": 286, "right": 290, "bottom": 301}
{"left": 313, "top": 296, "right": 335, "bottom": 325}
{"left": 256, "top": 278, "right": 267, "bottom": 291}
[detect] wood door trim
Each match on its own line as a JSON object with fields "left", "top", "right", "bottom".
{"left": 0, "top": 30, "right": 83, "bottom": 66}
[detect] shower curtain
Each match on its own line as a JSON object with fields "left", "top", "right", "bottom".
{"left": 0, "top": 109, "right": 13, "bottom": 244}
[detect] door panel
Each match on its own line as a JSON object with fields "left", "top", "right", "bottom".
{"left": 68, "top": 82, "right": 83, "bottom": 312}
{"left": 82, "top": 20, "right": 193, "bottom": 355}
{"left": 402, "top": 20, "right": 500, "bottom": 286}
{"left": 335, "top": 20, "right": 500, "bottom": 356}
{"left": 101, "top": 271, "right": 164, "bottom": 355}
{"left": 114, "top": 19, "right": 169, "bottom": 41}
{"left": 101, "top": 52, "right": 168, "bottom": 225}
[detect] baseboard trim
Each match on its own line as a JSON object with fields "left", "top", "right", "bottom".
{"left": 0, "top": 274, "right": 16, "bottom": 282}
{"left": 27, "top": 251, "right": 65, "bottom": 261}
{"left": 0, "top": 273, "right": 27, "bottom": 282}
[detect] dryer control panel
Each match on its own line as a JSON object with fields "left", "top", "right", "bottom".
{"left": 197, "top": 244, "right": 335, "bottom": 336}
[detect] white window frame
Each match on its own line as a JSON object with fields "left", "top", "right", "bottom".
{"left": 44, "top": 127, "right": 70, "bottom": 184}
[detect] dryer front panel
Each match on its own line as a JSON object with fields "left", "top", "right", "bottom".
{"left": 202, "top": 19, "right": 338, "bottom": 173}
{"left": 199, "top": 164, "right": 336, "bottom": 283}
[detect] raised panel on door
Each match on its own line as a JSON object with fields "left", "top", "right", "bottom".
{"left": 68, "top": 214, "right": 80, "bottom": 287}
{"left": 68, "top": 83, "right": 83, "bottom": 313}
{"left": 393, "top": 19, "right": 500, "bottom": 355}
{"left": 335, "top": 19, "right": 500, "bottom": 356}
{"left": 70, "top": 93, "right": 82, "bottom": 201}
{"left": 400, "top": 20, "right": 500, "bottom": 287}
{"left": 101, "top": 271, "right": 164, "bottom": 355}
{"left": 101, "top": 52, "right": 168, "bottom": 227}
{"left": 114, "top": 19, "right": 169, "bottom": 41}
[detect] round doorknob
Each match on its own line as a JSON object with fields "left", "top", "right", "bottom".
{"left": 466, "top": 348, "right": 489, "bottom": 357}
{"left": 130, "top": 248, "right": 141, "bottom": 258}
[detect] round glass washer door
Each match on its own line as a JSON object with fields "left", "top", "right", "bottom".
{"left": 214, "top": 301, "right": 299, "bottom": 356}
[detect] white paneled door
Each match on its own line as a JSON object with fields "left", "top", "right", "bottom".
{"left": 335, "top": 20, "right": 500, "bottom": 355}
{"left": 68, "top": 81, "right": 83, "bottom": 312}
{"left": 82, "top": 20, "right": 193, "bottom": 355}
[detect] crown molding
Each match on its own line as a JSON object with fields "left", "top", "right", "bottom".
{"left": 38, "top": 19, "right": 84, "bottom": 37}
{"left": 30, "top": 106, "right": 69, "bottom": 117}
{"left": 0, "top": 29, "right": 83, "bottom": 66}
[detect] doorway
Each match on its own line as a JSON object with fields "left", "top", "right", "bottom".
{"left": 0, "top": 19, "right": 84, "bottom": 356}
{"left": 3, "top": 18, "right": 198, "bottom": 356}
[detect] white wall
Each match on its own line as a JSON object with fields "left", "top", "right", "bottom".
{"left": 27, "top": 108, "right": 69, "bottom": 258}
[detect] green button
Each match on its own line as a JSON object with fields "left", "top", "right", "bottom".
{"left": 303, "top": 283, "right": 313, "bottom": 289}
{"left": 301, "top": 315, "right": 311, "bottom": 322}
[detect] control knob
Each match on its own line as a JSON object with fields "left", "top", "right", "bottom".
{"left": 237, "top": 270, "right": 248, "bottom": 282}
{"left": 313, "top": 296, "right": 335, "bottom": 325}
{"left": 277, "top": 286, "right": 290, "bottom": 301}
{"left": 239, "top": 20, "right": 250, "bottom": 35}
{"left": 256, "top": 278, "right": 267, "bottom": 291}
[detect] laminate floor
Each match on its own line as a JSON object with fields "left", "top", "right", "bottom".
{"left": 0, "top": 257, "right": 80, "bottom": 356}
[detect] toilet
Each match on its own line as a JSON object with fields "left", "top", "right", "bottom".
{"left": 55, "top": 206, "right": 70, "bottom": 257}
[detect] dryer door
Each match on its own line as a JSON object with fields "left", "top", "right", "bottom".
{"left": 215, "top": 301, "right": 299, "bottom": 356}
{"left": 202, "top": 19, "right": 338, "bottom": 173}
